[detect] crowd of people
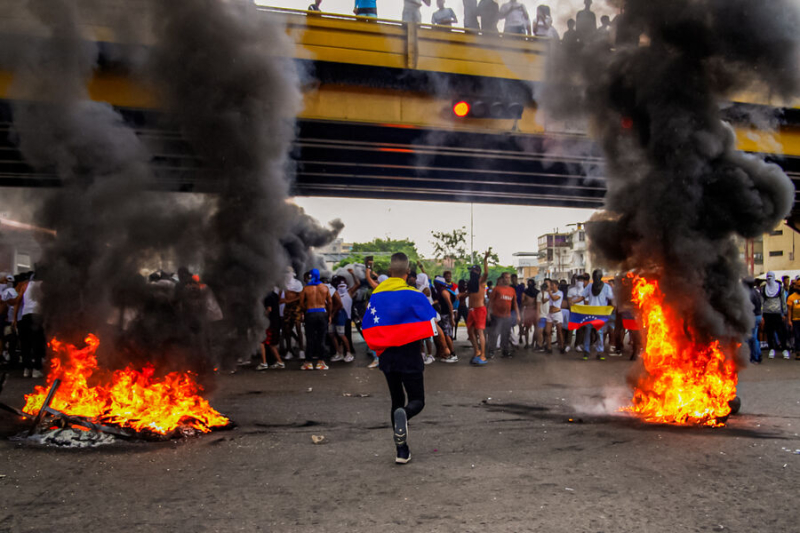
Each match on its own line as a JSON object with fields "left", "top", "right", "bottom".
{"left": 744, "top": 271, "right": 800, "bottom": 364}
{"left": 307, "top": 0, "right": 626, "bottom": 47}
{"left": 0, "top": 271, "right": 45, "bottom": 378}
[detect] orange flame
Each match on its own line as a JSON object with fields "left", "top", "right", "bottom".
{"left": 626, "top": 276, "right": 738, "bottom": 427}
{"left": 23, "top": 334, "right": 229, "bottom": 435}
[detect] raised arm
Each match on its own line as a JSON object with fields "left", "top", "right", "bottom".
{"left": 480, "top": 250, "right": 490, "bottom": 283}
{"left": 347, "top": 268, "right": 361, "bottom": 296}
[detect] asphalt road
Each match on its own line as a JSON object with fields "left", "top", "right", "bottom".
{"left": 1, "top": 340, "right": 799, "bottom": 533}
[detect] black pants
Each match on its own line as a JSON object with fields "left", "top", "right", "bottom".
{"left": 304, "top": 312, "right": 328, "bottom": 363}
{"left": 384, "top": 371, "right": 425, "bottom": 427}
{"left": 19, "top": 314, "right": 46, "bottom": 371}
{"left": 764, "top": 313, "right": 786, "bottom": 350}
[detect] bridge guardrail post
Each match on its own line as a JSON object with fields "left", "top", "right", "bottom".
{"left": 406, "top": 22, "right": 418, "bottom": 69}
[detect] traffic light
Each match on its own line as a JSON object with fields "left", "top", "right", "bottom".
{"left": 451, "top": 99, "right": 524, "bottom": 119}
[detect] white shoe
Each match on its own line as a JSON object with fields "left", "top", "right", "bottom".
{"left": 343, "top": 353, "right": 355, "bottom": 363}
{"left": 423, "top": 354, "right": 435, "bottom": 365}
{"left": 256, "top": 363, "right": 270, "bottom": 371}
{"left": 783, "top": 350, "right": 791, "bottom": 359}
{"left": 283, "top": 352, "right": 294, "bottom": 361}
{"left": 769, "top": 349, "right": 776, "bottom": 359}
{"left": 23, "top": 368, "right": 31, "bottom": 378}
{"left": 440, "top": 354, "right": 458, "bottom": 364}
{"left": 564, "top": 346, "right": 571, "bottom": 353}
{"left": 367, "top": 358, "right": 379, "bottom": 369}
{"left": 576, "top": 346, "right": 583, "bottom": 353}
{"left": 330, "top": 354, "right": 344, "bottom": 363}
{"left": 299, "top": 350, "right": 306, "bottom": 360}
{"left": 236, "top": 358, "right": 252, "bottom": 366}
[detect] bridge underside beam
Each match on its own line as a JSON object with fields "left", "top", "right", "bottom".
{"left": 0, "top": 100, "right": 798, "bottom": 210}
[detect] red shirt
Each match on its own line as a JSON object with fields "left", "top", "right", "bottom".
{"left": 491, "top": 286, "right": 516, "bottom": 318}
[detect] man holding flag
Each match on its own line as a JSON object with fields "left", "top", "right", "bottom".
{"left": 361, "top": 252, "right": 451, "bottom": 464}
{"left": 568, "top": 269, "right": 615, "bottom": 360}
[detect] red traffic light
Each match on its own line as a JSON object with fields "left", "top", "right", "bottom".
{"left": 453, "top": 101, "right": 470, "bottom": 117}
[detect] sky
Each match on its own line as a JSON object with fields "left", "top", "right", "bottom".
{"left": 293, "top": 197, "right": 596, "bottom": 264}
{"left": 258, "top": 0, "right": 620, "bottom": 36}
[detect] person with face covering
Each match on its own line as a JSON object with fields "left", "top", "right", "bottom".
{"left": 330, "top": 272, "right": 360, "bottom": 364}
{"left": 564, "top": 274, "right": 584, "bottom": 352}
{"left": 281, "top": 270, "right": 305, "bottom": 361}
{"left": 415, "top": 272, "right": 437, "bottom": 365}
{"left": 762, "top": 271, "right": 789, "bottom": 359}
{"left": 299, "top": 268, "right": 333, "bottom": 370}
{"left": 580, "top": 269, "right": 614, "bottom": 360}
{"left": 0, "top": 274, "right": 18, "bottom": 367}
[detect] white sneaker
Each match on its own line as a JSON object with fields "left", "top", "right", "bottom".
{"left": 299, "top": 350, "right": 306, "bottom": 360}
{"left": 576, "top": 345, "right": 584, "bottom": 353}
{"left": 283, "top": 352, "right": 294, "bottom": 361}
{"left": 343, "top": 353, "right": 355, "bottom": 363}
{"left": 256, "top": 363, "right": 270, "bottom": 371}
{"left": 423, "top": 354, "right": 435, "bottom": 365}
{"left": 783, "top": 350, "right": 791, "bottom": 359}
{"left": 769, "top": 349, "right": 776, "bottom": 359}
{"left": 330, "top": 354, "right": 344, "bottom": 363}
{"left": 440, "top": 354, "right": 458, "bottom": 364}
{"left": 564, "top": 346, "right": 571, "bottom": 353}
{"left": 367, "top": 358, "right": 379, "bottom": 369}
{"left": 23, "top": 368, "right": 31, "bottom": 378}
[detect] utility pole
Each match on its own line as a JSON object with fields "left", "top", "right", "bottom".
{"left": 470, "top": 203, "right": 474, "bottom": 263}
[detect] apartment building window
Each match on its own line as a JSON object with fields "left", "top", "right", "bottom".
{"left": 770, "top": 230, "right": 783, "bottom": 236}
{"left": 579, "top": 231, "right": 585, "bottom": 242}
{"left": 769, "top": 250, "right": 784, "bottom": 257}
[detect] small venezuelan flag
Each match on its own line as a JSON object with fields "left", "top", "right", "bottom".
{"left": 362, "top": 277, "right": 437, "bottom": 356}
{"left": 620, "top": 311, "right": 640, "bottom": 331}
{"left": 568, "top": 304, "right": 614, "bottom": 331}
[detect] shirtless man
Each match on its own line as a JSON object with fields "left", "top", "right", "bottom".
{"left": 468, "top": 251, "right": 491, "bottom": 366}
{"left": 299, "top": 268, "right": 332, "bottom": 370}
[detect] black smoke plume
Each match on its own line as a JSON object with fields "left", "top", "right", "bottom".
{"left": 7, "top": 0, "right": 342, "bottom": 372}
{"left": 543, "top": 0, "right": 799, "bottom": 351}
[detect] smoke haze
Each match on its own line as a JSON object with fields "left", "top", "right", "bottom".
{"left": 543, "top": 0, "right": 799, "bottom": 353}
{"left": 6, "top": 0, "right": 341, "bottom": 372}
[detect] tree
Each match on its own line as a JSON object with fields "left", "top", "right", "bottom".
{"left": 334, "top": 237, "right": 420, "bottom": 274}
{"left": 430, "top": 228, "right": 467, "bottom": 263}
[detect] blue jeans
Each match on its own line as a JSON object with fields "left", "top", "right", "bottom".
{"left": 748, "top": 315, "right": 761, "bottom": 362}
{"left": 583, "top": 323, "right": 606, "bottom": 353}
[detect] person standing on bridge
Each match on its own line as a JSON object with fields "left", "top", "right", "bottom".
{"left": 575, "top": 0, "right": 597, "bottom": 45}
{"left": 463, "top": 0, "right": 480, "bottom": 29}
{"left": 354, "top": 0, "right": 378, "bottom": 18}
{"left": 402, "top": 0, "right": 431, "bottom": 24}
{"left": 499, "top": 0, "right": 530, "bottom": 35}
{"left": 477, "top": 0, "right": 499, "bottom": 32}
{"left": 307, "top": 0, "right": 322, "bottom": 12}
{"left": 432, "top": 0, "right": 458, "bottom": 26}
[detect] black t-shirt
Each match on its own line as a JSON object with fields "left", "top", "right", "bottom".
{"left": 379, "top": 341, "right": 424, "bottom": 374}
{"left": 264, "top": 292, "right": 281, "bottom": 328}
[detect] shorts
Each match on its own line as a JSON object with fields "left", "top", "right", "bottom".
{"left": 538, "top": 317, "right": 547, "bottom": 329}
{"left": 550, "top": 311, "right": 563, "bottom": 325}
{"left": 522, "top": 308, "right": 537, "bottom": 328}
{"left": 334, "top": 309, "right": 348, "bottom": 335}
{"left": 355, "top": 7, "right": 377, "bottom": 17}
{"left": 467, "top": 306, "right": 487, "bottom": 330}
{"left": 560, "top": 309, "right": 570, "bottom": 326}
{"left": 263, "top": 326, "right": 279, "bottom": 347}
{"left": 439, "top": 316, "right": 453, "bottom": 338}
{"left": 283, "top": 303, "right": 302, "bottom": 327}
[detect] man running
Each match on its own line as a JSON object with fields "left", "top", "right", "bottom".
{"left": 299, "top": 268, "right": 332, "bottom": 371}
{"left": 468, "top": 251, "right": 491, "bottom": 366}
{"left": 362, "top": 253, "right": 450, "bottom": 464}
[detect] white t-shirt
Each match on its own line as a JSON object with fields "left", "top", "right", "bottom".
{"left": 499, "top": 1, "right": 529, "bottom": 28}
{"left": 21, "top": 281, "right": 41, "bottom": 317}
{"left": 583, "top": 283, "right": 614, "bottom": 307}
{"left": 1, "top": 286, "right": 17, "bottom": 322}
{"left": 537, "top": 292, "right": 549, "bottom": 317}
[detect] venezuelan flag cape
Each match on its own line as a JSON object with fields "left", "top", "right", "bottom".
{"left": 362, "top": 277, "right": 437, "bottom": 356}
{"left": 568, "top": 304, "right": 614, "bottom": 331}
